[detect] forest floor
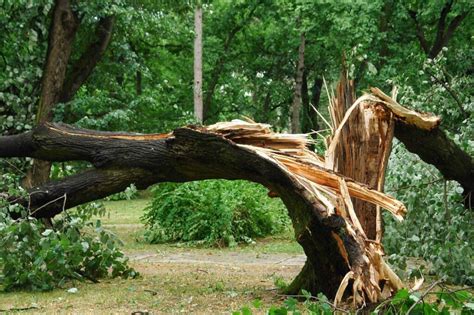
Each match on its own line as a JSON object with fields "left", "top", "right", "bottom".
{"left": 0, "top": 198, "right": 306, "bottom": 314}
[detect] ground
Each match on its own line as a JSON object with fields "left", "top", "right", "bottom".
{"left": 0, "top": 198, "right": 306, "bottom": 314}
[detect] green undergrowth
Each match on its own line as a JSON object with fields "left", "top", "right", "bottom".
{"left": 233, "top": 287, "right": 474, "bottom": 315}
{"left": 142, "top": 180, "right": 291, "bottom": 247}
{"left": 0, "top": 173, "right": 137, "bottom": 292}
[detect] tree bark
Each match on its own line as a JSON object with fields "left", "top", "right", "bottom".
{"left": 60, "top": 16, "right": 115, "bottom": 103}
{"left": 291, "top": 33, "right": 305, "bottom": 134}
{"left": 194, "top": 5, "right": 204, "bottom": 122}
{"left": 25, "top": 0, "right": 79, "bottom": 188}
{"left": 301, "top": 75, "right": 322, "bottom": 134}
{"left": 136, "top": 70, "right": 142, "bottom": 95}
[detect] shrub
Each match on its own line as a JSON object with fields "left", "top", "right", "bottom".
{"left": 142, "top": 180, "right": 290, "bottom": 247}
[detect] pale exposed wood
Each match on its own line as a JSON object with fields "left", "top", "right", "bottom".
{"left": 371, "top": 87, "right": 441, "bottom": 130}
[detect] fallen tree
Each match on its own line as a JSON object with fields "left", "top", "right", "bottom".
{"left": 1, "top": 84, "right": 470, "bottom": 306}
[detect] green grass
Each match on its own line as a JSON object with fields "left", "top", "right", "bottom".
{"left": 100, "top": 198, "right": 150, "bottom": 225}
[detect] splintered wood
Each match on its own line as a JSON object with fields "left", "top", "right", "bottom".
{"left": 205, "top": 87, "right": 438, "bottom": 306}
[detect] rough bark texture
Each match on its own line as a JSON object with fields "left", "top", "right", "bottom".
{"left": 194, "top": 6, "right": 204, "bottom": 122}
{"left": 291, "top": 33, "right": 305, "bottom": 134}
{"left": 25, "top": 0, "right": 79, "bottom": 188}
{"left": 60, "top": 16, "right": 115, "bottom": 103}
{"left": 36, "top": 0, "right": 79, "bottom": 124}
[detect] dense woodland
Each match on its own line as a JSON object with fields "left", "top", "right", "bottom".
{"left": 0, "top": 0, "right": 473, "bottom": 313}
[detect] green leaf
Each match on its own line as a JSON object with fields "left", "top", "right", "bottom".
{"left": 241, "top": 306, "right": 252, "bottom": 315}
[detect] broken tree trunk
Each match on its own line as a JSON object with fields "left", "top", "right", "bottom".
{"left": 328, "top": 74, "right": 395, "bottom": 242}
{"left": 1, "top": 120, "right": 406, "bottom": 305}
{"left": 286, "top": 73, "right": 396, "bottom": 301}
{"left": 1, "top": 87, "right": 449, "bottom": 306}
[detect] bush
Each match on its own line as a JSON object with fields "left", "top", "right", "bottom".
{"left": 0, "top": 173, "right": 137, "bottom": 291}
{"left": 142, "top": 180, "right": 290, "bottom": 247}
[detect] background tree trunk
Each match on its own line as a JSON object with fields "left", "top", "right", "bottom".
{"left": 291, "top": 33, "right": 305, "bottom": 134}
{"left": 194, "top": 5, "right": 204, "bottom": 122}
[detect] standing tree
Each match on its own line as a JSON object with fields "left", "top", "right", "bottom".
{"left": 194, "top": 3, "right": 204, "bottom": 122}
{"left": 24, "top": 0, "right": 115, "bottom": 188}
{"left": 291, "top": 31, "right": 305, "bottom": 134}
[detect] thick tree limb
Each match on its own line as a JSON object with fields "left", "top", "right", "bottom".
{"left": 16, "top": 168, "right": 156, "bottom": 218}
{"left": 371, "top": 87, "right": 473, "bottom": 209}
{"left": 60, "top": 16, "right": 115, "bottom": 103}
{"left": 36, "top": 0, "right": 79, "bottom": 124}
{"left": 394, "top": 123, "right": 473, "bottom": 208}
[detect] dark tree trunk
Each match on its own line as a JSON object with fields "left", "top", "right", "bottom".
{"left": 301, "top": 75, "right": 322, "bottom": 134}
{"left": 25, "top": 1, "right": 114, "bottom": 188}
{"left": 301, "top": 70, "right": 310, "bottom": 133}
{"left": 136, "top": 70, "right": 143, "bottom": 96}
{"left": 291, "top": 33, "right": 305, "bottom": 134}
{"left": 25, "top": 0, "right": 79, "bottom": 188}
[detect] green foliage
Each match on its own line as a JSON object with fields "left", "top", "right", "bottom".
{"left": 384, "top": 144, "right": 473, "bottom": 285}
{"left": 142, "top": 180, "right": 290, "bottom": 247}
{"left": 1, "top": 0, "right": 473, "bottom": 298}
{"left": 0, "top": 214, "right": 137, "bottom": 291}
{"left": 373, "top": 288, "right": 474, "bottom": 314}
{"left": 232, "top": 292, "right": 335, "bottom": 315}
{"left": 0, "top": 174, "right": 137, "bottom": 292}
{"left": 105, "top": 184, "right": 139, "bottom": 201}
{"left": 233, "top": 288, "right": 474, "bottom": 314}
